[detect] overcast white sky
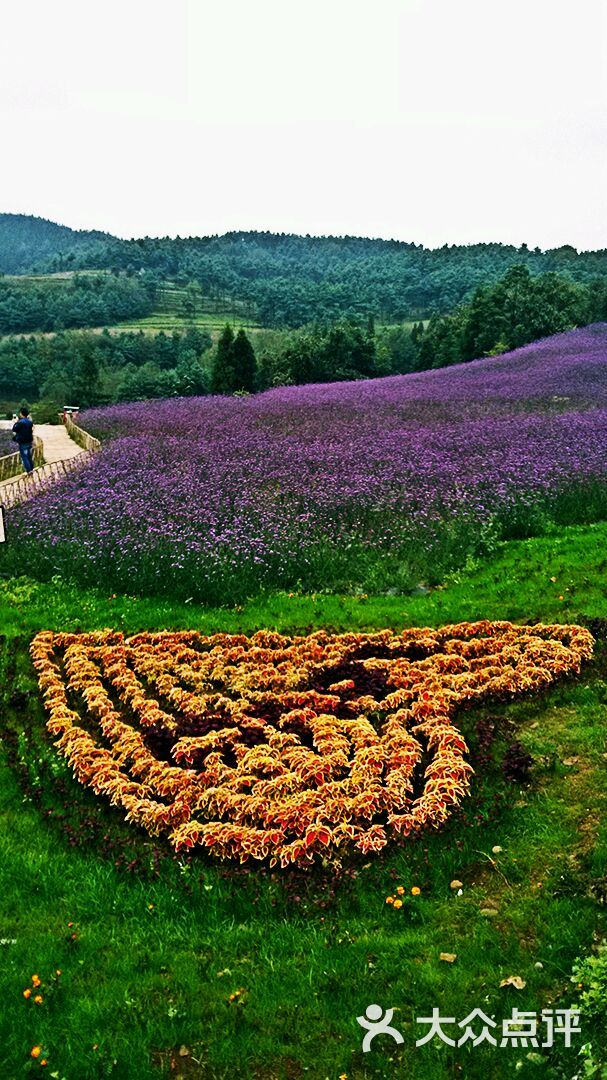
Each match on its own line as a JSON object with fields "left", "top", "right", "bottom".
{"left": 0, "top": 0, "right": 605, "bottom": 249}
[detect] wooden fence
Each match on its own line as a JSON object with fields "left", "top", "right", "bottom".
{"left": 0, "top": 416, "right": 101, "bottom": 511}
{"left": 0, "top": 451, "right": 97, "bottom": 510}
{"left": 64, "top": 413, "right": 101, "bottom": 452}
{"left": 0, "top": 437, "right": 44, "bottom": 483}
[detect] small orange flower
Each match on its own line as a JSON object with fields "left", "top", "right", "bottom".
{"left": 32, "top": 974, "right": 41, "bottom": 987}
{"left": 34, "top": 994, "right": 43, "bottom": 1005}
{"left": 396, "top": 885, "right": 405, "bottom": 895}
{"left": 385, "top": 896, "right": 394, "bottom": 904}
{"left": 393, "top": 898, "right": 403, "bottom": 909}
{"left": 41, "top": 1061, "right": 47, "bottom": 1067}
{"left": 23, "top": 988, "right": 32, "bottom": 999}
{"left": 411, "top": 886, "right": 421, "bottom": 896}
{"left": 56, "top": 970, "right": 62, "bottom": 976}
{"left": 31, "top": 1046, "right": 42, "bottom": 1059}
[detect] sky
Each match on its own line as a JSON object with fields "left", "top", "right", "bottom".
{"left": 0, "top": 0, "right": 605, "bottom": 250}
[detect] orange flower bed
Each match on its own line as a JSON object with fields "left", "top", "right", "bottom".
{"left": 30, "top": 621, "right": 592, "bottom": 868}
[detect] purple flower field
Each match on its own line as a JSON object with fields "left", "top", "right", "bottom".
{"left": 0, "top": 427, "right": 16, "bottom": 457}
{"left": 4, "top": 324, "right": 607, "bottom": 602}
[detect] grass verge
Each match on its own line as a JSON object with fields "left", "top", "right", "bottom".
{"left": 0, "top": 524, "right": 607, "bottom": 1078}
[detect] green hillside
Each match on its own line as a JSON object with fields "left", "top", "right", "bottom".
{"left": 3, "top": 213, "right": 607, "bottom": 328}
{"left": 107, "top": 280, "right": 258, "bottom": 334}
{"left": 0, "top": 214, "right": 110, "bottom": 274}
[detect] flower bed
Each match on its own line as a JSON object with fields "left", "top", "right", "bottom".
{"left": 31, "top": 620, "right": 593, "bottom": 868}
{"left": 3, "top": 326, "right": 607, "bottom": 603}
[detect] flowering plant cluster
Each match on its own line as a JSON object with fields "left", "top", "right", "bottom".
{"left": 5, "top": 326, "right": 607, "bottom": 603}
{"left": 31, "top": 621, "right": 592, "bottom": 868}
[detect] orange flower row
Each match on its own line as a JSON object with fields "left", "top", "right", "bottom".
{"left": 30, "top": 621, "right": 593, "bottom": 867}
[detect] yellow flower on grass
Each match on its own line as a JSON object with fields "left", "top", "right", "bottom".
{"left": 32, "top": 974, "right": 41, "bottom": 988}
{"left": 31, "top": 1046, "right": 42, "bottom": 1058}
{"left": 411, "top": 886, "right": 421, "bottom": 896}
{"left": 34, "top": 994, "right": 43, "bottom": 1005}
{"left": 393, "top": 898, "right": 403, "bottom": 909}
{"left": 396, "top": 885, "right": 405, "bottom": 895}
{"left": 385, "top": 895, "right": 394, "bottom": 904}
{"left": 23, "top": 988, "right": 32, "bottom": 999}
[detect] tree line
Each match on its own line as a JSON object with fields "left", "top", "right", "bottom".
{"left": 66, "top": 234, "right": 607, "bottom": 329}
{"left": 0, "top": 273, "right": 154, "bottom": 335}
{"left": 3, "top": 213, "right": 607, "bottom": 329}
{"left": 412, "top": 266, "right": 607, "bottom": 370}
{"left": 3, "top": 266, "right": 606, "bottom": 417}
{"left": 0, "top": 327, "right": 212, "bottom": 410}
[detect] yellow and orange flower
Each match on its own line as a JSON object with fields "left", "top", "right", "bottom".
{"left": 30, "top": 622, "right": 593, "bottom": 867}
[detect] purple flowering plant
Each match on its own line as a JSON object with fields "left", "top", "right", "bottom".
{"left": 3, "top": 325, "right": 607, "bottom": 602}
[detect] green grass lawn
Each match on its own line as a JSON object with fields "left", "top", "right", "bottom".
{"left": 1, "top": 524, "right": 607, "bottom": 1078}
{"left": 105, "top": 311, "right": 256, "bottom": 337}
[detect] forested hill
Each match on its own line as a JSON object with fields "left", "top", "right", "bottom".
{"left": 2, "top": 213, "right": 607, "bottom": 326}
{"left": 0, "top": 214, "right": 111, "bottom": 275}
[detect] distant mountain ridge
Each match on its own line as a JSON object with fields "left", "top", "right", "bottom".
{"left": 1, "top": 212, "right": 607, "bottom": 326}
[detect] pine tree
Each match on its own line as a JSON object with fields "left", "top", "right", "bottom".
{"left": 73, "top": 346, "right": 100, "bottom": 406}
{"left": 232, "top": 329, "right": 257, "bottom": 392}
{"left": 210, "top": 324, "right": 236, "bottom": 394}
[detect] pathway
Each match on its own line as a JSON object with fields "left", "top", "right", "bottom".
{"left": 0, "top": 420, "right": 89, "bottom": 508}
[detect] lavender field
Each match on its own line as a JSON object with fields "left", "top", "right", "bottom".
{"left": 0, "top": 428, "right": 16, "bottom": 456}
{"left": 3, "top": 325, "right": 607, "bottom": 602}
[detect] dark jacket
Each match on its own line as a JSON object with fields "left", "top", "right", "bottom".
{"left": 12, "top": 417, "right": 34, "bottom": 445}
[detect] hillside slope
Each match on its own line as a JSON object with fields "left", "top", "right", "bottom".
{"left": 0, "top": 213, "right": 111, "bottom": 274}
{"left": 2, "top": 213, "right": 607, "bottom": 326}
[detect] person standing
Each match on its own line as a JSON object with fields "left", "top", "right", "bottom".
{"left": 12, "top": 407, "right": 35, "bottom": 475}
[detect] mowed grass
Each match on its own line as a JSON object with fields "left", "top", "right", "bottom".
{"left": 1, "top": 524, "right": 607, "bottom": 1078}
